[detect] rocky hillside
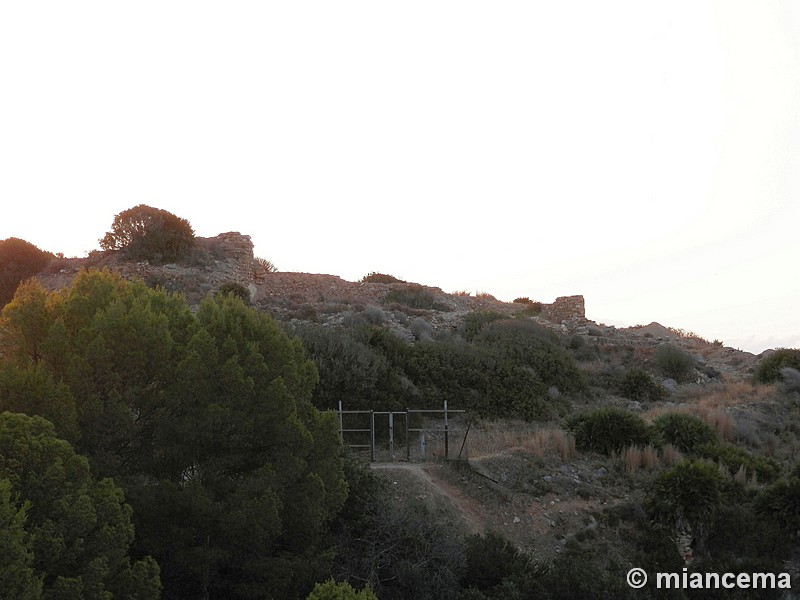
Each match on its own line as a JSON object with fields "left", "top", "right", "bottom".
{"left": 34, "top": 230, "right": 760, "bottom": 381}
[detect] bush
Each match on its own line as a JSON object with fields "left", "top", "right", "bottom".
{"left": 0, "top": 238, "right": 54, "bottom": 307}
{"left": 306, "top": 579, "right": 378, "bottom": 600}
{"left": 567, "top": 334, "right": 585, "bottom": 350}
{"left": 567, "top": 408, "right": 651, "bottom": 455}
{"left": 384, "top": 285, "right": 447, "bottom": 311}
{"left": 99, "top": 204, "right": 195, "bottom": 262}
{"left": 477, "top": 320, "right": 586, "bottom": 396}
{"left": 755, "top": 477, "right": 800, "bottom": 537}
{"left": 653, "top": 344, "right": 695, "bottom": 382}
{"left": 698, "top": 443, "right": 780, "bottom": 483}
{"left": 780, "top": 367, "right": 800, "bottom": 393}
{"left": 361, "top": 272, "right": 405, "bottom": 284}
{"left": 652, "top": 413, "right": 718, "bottom": 453}
{"left": 619, "top": 368, "right": 666, "bottom": 402}
{"left": 645, "top": 460, "right": 726, "bottom": 543}
{"left": 510, "top": 296, "right": 544, "bottom": 314}
{"left": 217, "top": 282, "right": 250, "bottom": 302}
{"left": 752, "top": 349, "right": 800, "bottom": 384}
{"left": 255, "top": 257, "right": 278, "bottom": 273}
{"left": 463, "top": 311, "right": 505, "bottom": 341}
{"left": 461, "top": 532, "right": 531, "bottom": 591}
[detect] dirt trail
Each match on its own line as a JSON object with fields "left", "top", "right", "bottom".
{"left": 370, "top": 462, "right": 486, "bottom": 533}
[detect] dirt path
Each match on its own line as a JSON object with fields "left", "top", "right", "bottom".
{"left": 370, "top": 462, "right": 486, "bottom": 533}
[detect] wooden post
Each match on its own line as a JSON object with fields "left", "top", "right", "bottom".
{"left": 457, "top": 420, "right": 472, "bottom": 460}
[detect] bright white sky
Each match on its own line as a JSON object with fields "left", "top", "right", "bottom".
{"left": 2, "top": 1, "right": 799, "bottom": 354}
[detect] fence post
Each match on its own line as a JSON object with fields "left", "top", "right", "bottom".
{"left": 370, "top": 410, "right": 375, "bottom": 463}
{"left": 457, "top": 420, "right": 472, "bottom": 460}
{"left": 405, "top": 409, "right": 410, "bottom": 462}
{"left": 389, "top": 412, "right": 395, "bottom": 459}
{"left": 444, "top": 400, "right": 449, "bottom": 459}
{"left": 338, "top": 400, "right": 343, "bottom": 442}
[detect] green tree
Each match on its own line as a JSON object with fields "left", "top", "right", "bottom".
{"left": 0, "top": 478, "right": 42, "bottom": 600}
{"left": 130, "top": 293, "right": 346, "bottom": 599}
{"left": 1, "top": 272, "right": 194, "bottom": 476}
{"left": 99, "top": 204, "right": 195, "bottom": 262}
{"left": 0, "top": 412, "right": 161, "bottom": 599}
{"left": 0, "top": 363, "right": 79, "bottom": 443}
{"left": 1, "top": 269, "right": 349, "bottom": 599}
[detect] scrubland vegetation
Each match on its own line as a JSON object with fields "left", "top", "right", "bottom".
{"left": 0, "top": 209, "right": 798, "bottom": 598}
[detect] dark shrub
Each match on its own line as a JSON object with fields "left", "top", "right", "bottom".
{"left": 292, "top": 325, "right": 413, "bottom": 412}
{"left": 0, "top": 238, "right": 54, "bottom": 307}
{"left": 361, "top": 272, "right": 405, "bottom": 284}
{"left": 99, "top": 204, "right": 195, "bottom": 262}
{"left": 645, "top": 460, "right": 726, "bottom": 544}
{"left": 217, "top": 282, "right": 250, "bottom": 302}
{"left": 619, "top": 368, "right": 666, "bottom": 402}
{"left": 477, "top": 318, "right": 559, "bottom": 347}
{"left": 463, "top": 311, "right": 505, "bottom": 341}
{"left": 461, "top": 532, "right": 530, "bottom": 591}
{"left": 567, "top": 334, "right": 586, "bottom": 350}
{"left": 384, "top": 285, "right": 447, "bottom": 311}
{"left": 567, "top": 408, "right": 651, "bottom": 455}
{"left": 652, "top": 413, "right": 717, "bottom": 453}
{"left": 698, "top": 443, "right": 780, "bottom": 483}
{"left": 653, "top": 344, "right": 695, "bottom": 382}
{"left": 755, "top": 477, "right": 800, "bottom": 537}
{"left": 478, "top": 320, "right": 586, "bottom": 396}
{"left": 753, "top": 348, "right": 800, "bottom": 384}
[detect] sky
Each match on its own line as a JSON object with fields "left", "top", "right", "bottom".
{"left": 1, "top": 1, "right": 799, "bottom": 354}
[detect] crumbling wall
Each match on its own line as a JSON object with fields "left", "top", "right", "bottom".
{"left": 541, "top": 295, "right": 585, "bottom": 324}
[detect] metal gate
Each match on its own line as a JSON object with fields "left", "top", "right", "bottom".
{"left": 334, "top": 401, "right": 466, "bottom": 462}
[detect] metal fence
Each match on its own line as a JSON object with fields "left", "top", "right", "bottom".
{"left": 334, "top": 401, "right": 468, "bottom": 462}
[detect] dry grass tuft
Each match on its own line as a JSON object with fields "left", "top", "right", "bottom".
{"left": 475, "top": 291, "right": 498, "bottom": 301}
{"left": 646, "top": 381, "right": 776, "bottom": 443}
{"left": 622, "top": 444, "right": 660, "bottom": 474}
{"left": 662, "top": 444, "right": 684, "bottom": 466}
{"left": 622, "top": 446, "right": 643, "bottom": 474}
{"left": 680, "top": 381, "right": 775, "bottom": 410}
{"left": 468, "top": 421, "right": 575, "bottom": 460}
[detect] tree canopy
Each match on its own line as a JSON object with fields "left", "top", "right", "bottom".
{"left": 99, "top": 204, "right": 195, "bottom": 262}
{"left": 0, "top": 412, "right": 161, "bottom": 599}
{"left": 0, "top": 269, "right": 348, "bottom": 599}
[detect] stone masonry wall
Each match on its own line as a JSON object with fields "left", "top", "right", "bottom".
{"left": 541, "top": 295, "right": 586, "bottom": 324}
{"left": 33, "top": 230, "right": 588, "bottom": 324}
